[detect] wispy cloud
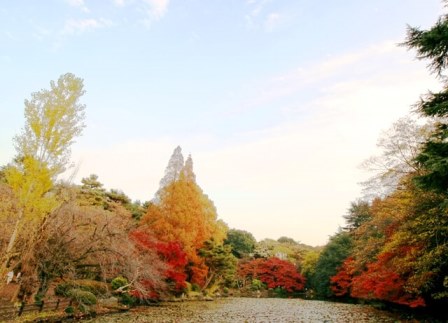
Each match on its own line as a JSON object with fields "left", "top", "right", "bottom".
{"left": 245, "top": 0, "right": 281, "bottom": 31}
{"left": 62, "top": 18, "right": 113, "bottom": 35}
{"left": 66, "top": 0, "right": 90, "bottom": 13}
{"left": 140, "top": 0, "right": 170, "bottom": 26}
{"left": 236, "top": 42, "right": 408, "bottom": 113}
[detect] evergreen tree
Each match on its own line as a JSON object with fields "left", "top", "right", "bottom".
{"left": 404, "top": 10, "right": 448, "bottom": 194}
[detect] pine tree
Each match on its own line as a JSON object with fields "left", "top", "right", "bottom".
{"left": 404, "top": 12, "right": 448, "bottom": 194}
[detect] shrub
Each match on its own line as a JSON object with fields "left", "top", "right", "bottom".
{"left": 64, "top": 306, "right": 75, "bottom": 314}
{"left": 191, "top": 283, "right": 201, "bottom": 292}
{"left": 111, "top": 276, "right": 128, "bottom": 291}
{"left": 55, "top": 279, "right": 109, "bottom": 297}
{"left": 251, "top": 279, "right": 264, "bottom": 291}
{"left": 118, "top": 293, "right": 137, "bottom": 306}
{"left": 68, "top": 289, "right": 97, "bottom": 305}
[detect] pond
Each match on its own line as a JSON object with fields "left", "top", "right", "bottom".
{"left": 86, "top": 298, "right": 402, "bottom": 322}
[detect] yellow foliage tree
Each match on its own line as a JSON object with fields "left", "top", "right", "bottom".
{"left": 1, "top": 73, "right": 85, "bottom": 300}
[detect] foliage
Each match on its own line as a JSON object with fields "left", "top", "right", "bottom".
{"left": 111, "top": 276, "right": 129, "bottom": 291}
{"left": 350, "top": 251, "right": 426, "bottom": 308}
{"left": 343, "top": 200, "right": 371, "bottom": 232}
{"left": 55, "top": 279, "right": 109, "bottom": 297}
{"left": 199, "top": 239, "right": 238, "bottom": 290}
{"left": 1, "top": 73, "right": 86, "bottom": 303}
{"left": 277, "top": 236, "right": 297, "bottom": 245}
{"left": 238, "top": 257, "right": 305, "bottom": 293}
{"left": 13, "top": 73, "right": 86, "bottom": 177}
{"left": 224, "top": 229, "right": 257, "bottom": 258}
{"left": 360, "top": 117, "right": 432, "bottom": 198}
{"left": 300, "top": 250, "right": 321, "bottom": 289}
{"left": 67, "top": 288, "right": 97, "bottom": 314}
{"left": 142, "top": 149, "right": 227, "bottom": 286}
{"left": 313, "top": 232, "right": 353, "bottom": 298}
{"left": 130, "top": 229, "right": 187, "bottom": 294}
{"left": 330, "top": 257, "right": 355, "bottom": 297}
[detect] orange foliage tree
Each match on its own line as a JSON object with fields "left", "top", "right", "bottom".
{"left": 141, "top": 148, "right": 227, "bottom": 286}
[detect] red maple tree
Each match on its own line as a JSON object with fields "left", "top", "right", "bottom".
{"left": 238, "top": 257, "right": 305, "bottom": 293}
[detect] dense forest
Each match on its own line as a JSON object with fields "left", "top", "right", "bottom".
{"left": 1, "top": 3, "right": 448, "bottom": 319}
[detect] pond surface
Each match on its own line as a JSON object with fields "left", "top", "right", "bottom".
{"left": 86, "top": 298, "right": 402, "bottom": 322}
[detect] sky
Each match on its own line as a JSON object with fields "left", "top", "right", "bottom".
{"left": 0, "top": 0, "right": 444, "bottom": 246}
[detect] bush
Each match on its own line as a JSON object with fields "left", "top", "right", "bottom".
{"left": 64, "top": 306, "right": 75, "bottom": 314}
{"left": 55, "top": 280, "right": 109, "bottom": 297}
{"left": 68, "top": 289, "right": 97, "bottom": 305}
{"left": 251, "top": 279, "right": 265, "bottom": 291}
{"left": 111, "top": 276, "right": 128, "bottom": 291}
{"left": 118, "top": 293, "right": 137, "bottom": 306}
{"left": 191, "top": 283, "right": 201, "bottom": 292}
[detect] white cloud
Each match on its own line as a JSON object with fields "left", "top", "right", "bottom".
{"left": 67, "top": 42, "right": 439, "bottom": 246}
{"left": 141, "top": 0, "right": 169, "bottom": 24}
{"left": 66, "top": 0, "right": 90, "bottom": 13}
{"left": 62, "top": 18, "right": 113, "bottom": 35}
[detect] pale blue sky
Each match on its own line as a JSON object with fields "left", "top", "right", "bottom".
{"left": 0, "top": 0, "right": 443, "bottom": 245}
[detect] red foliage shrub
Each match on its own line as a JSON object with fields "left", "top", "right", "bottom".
{"left": 238, "top": 257, "right": 305, "bottom": 293}
{"left": 330, "top": 257, "right": 355, "bottom": 297}
{"left": 350, "top": 252, "right": 425, "bottom": 308}
{"left": 129, "top": 230, "right": 188, "bottom": 293}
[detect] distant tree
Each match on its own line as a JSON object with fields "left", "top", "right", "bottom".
{"left": 313, "top": 232, "right": 353, "bottom": 298}
{"left": 300, "top": 250, "right": 321, "bottom": 289}
{"left": 360, "top": 117, "right": 432, "bottom": 198}
{"left": 224, "top": 229, "right": 257, "bottom": 258}
{"left": 153, "top": 146, "right": 184, "bottom": 203}
{"left": 78, "top": 174, "right": 108, "bottom": 208}
{"left": 277, "top": 236, "right": 297, "bottom": 245}
{"left": 343, "top": 200, "right": 372, "bottom": 232}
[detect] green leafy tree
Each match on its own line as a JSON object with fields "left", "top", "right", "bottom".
{"left": 199, "top": 239, "right": 237, "bottom": 290}
{"left": 224, "top": 229, "right": 257, "bottom": 258}
{"left": 313, "top": 232, "right": 353, "bottom": 298}
{"left": 277, "top": 236, "right": 297, "bottom": 245}
{"left": 343, "top": 200, "right": 372, "bottom": 232}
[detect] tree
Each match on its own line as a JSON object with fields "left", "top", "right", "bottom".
{"left": 129, "top": 230, "right": 187, "bottom": 296}
{"left": 330, "top": 257, "right": 355, "bottom": 297}
{"left": 300, "top": 250, "right": 321, "bottom": 290}
{"left": 77, "top": 174, "right": 108, "bottom": 208}
{"left": 141, "top": 149, "right": 227, "bottom": 286}
{"left": 153, "top": 146, "right": 184, "bottom": 203}
{"left": 343, "top": 200, "right": 372, "bottom": 232}
{"left": 13, "top": 73, "right": 86, "bottom": 177}
{"left": 238, "top": 257, "right": 305, "bottom": 293}
{"left": 199, "top": 239, "right": 237, "bottom": 290}
{"left": 224, "top": 229, "right": 257, "bottom": 258}
{"left": 351, "top": 252, "right": 425, "bottom": 308}
{"left": 1, "top": 74, "right": 86, "bottom": 301}
{"left": 360, "top": 117, "right": 432, "bottom": 198}
{"left": 403, "top": 9, "right": 448, "bottom": 194}
{"left": 277, "top": 236, "right": 297, "bottom": 245}
{"left": 313, "top": 232, "right": 353, "bottom": 297}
